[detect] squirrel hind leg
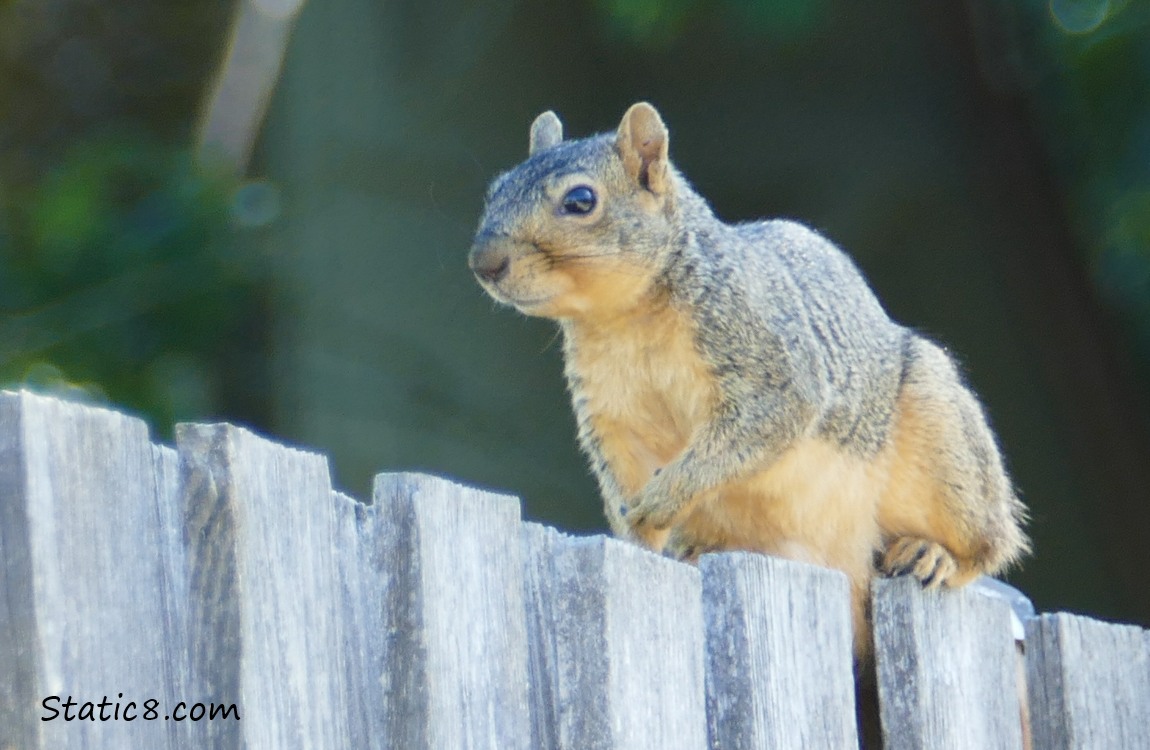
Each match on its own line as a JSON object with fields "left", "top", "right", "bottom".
{"left": 878, "top": 337, "right": 1030, "bottom": 583}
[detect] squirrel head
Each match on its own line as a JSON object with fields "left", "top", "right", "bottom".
{"left": 470, "top": 102, "right": 682, "bottom": 321}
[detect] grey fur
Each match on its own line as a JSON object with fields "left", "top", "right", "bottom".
{"left": 470, "top": 104, "right": 1028, "bottom": 581}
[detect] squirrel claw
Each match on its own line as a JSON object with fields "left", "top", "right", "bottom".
{"left": 881, "top": 536, "right": 960, "bottom": 589}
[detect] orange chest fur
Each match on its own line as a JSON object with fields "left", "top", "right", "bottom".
{"left": 566, "top": 303, "right": 719, "bottom": 496}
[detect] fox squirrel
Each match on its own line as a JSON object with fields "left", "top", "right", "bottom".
{"left": 469, "top": 102, "right": 1029, "bottom": 655}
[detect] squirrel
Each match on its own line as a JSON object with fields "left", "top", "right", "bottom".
{"left": 469, "top": 102, "right": 1029, "bottom": 656}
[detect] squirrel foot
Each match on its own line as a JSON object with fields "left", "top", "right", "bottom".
{"left": 881, "top": 536, "right": 960, "bottom": 589}
{"left": 621, "top": 495, "right": 677, "bottom": 551}
{"left": 661, "top": 527, "right": 720, "bottom": 563}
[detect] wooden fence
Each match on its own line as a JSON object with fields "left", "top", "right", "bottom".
{"left": 1, "top": 389, "right": 1147, "bottom": 749}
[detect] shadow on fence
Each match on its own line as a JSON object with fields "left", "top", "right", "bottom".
{"left": 1, "top": 390, "right": 1148, "bottom": 748}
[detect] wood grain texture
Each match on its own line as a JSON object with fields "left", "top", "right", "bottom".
{"left": 331, "top": 489, "right": 390, "bottom": 749}
{"left": 177, "top": 421, "right": 352, "bottom": 749}
{"left": 873, "top": 576, "right": 1023, "bottom": 750}
{"left": 0, "top": 391, "right": 181, "bottom": 749}
{"left": 152, "top": 442, "right": 193, "bottom": 748}
{"left": 521, "top": 523, "right": 566, "bottom": 750}
{"left": 522, "top": 525, "right": 707, "bottom": 750}
{"left": 699, "top": 552, "right": 858, "bottom": 750}
{"left": 372, "top": 472, "right": 531, "bottom": 750}
{"left": 10, "top": 391, "right": 1150, "bottom": 750}
{"left": 1026, "top": 612, "right": 1150, "bottom": 750}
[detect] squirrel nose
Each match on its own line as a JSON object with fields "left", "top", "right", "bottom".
{"left": 469, "top": 246, "right": 511, "bottom": 284}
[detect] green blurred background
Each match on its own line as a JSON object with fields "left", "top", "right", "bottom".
{"left": 2, "top": 0, "right": 1148, "bottom": 626}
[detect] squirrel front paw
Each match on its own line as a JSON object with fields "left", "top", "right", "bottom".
{"left": 880, "top": 536, "right": 961, "bottom": 589}
{"left": 621, "top": 491, "right": 678, "bottom": 550}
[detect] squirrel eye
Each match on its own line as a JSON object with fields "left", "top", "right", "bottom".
{"left": 560, "top": 186, "right": 597, "bottom": 215}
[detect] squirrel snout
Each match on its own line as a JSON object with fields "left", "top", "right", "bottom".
{"left": 469, "top": 245, "right": 511, "bottom": 284}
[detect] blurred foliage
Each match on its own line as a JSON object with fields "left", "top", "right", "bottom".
{"left": 0, "top": 135, "right": 271, "bottom": 433}
{"left": 0, "top": 0, "right": 271, "bottom": 435}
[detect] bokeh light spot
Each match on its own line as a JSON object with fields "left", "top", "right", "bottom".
{"left": 1050, "top": 0, "right": 1111, "bottom": 34}
{"left": 231, "top": 180, "right": 282, "bottom": 228}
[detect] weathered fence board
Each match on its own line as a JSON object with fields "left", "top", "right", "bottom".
{"left": 372, "top": 472, "right": 531, "bottom": 750}
{"left": 521, "top": 524, "right": 566, "bottom": 750}
{"left": 873, "top": 576, "right": 1023, "bottom": 750}
{"left": 331, "top": 489, "right": 390, "bottom": 749}
{"left": 1026, "top": 612, "right": 1150, "bottom": 750}
{"left": 522, "top": 523, "right": 707, "bottom": 750}
{"left": 699, "top": 552, "right": 858, "bottom": 749}
{"left": 177, "top": 422, "right": 352, "bottom": 748}
{"left": 3, "top": 391, "right": 1149, "bottom": 750}
{"left": 153, "top": 442, "right": 194, "bottom": 748}
{"left": 0, "top": 391, "right": 181, "bottom": 749}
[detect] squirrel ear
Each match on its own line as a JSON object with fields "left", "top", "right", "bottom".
{"left": 615, "top": 102, "right": 670, "bottom": 194}
{"left": 529, "top": 111, "right": 563, "bottom": 155}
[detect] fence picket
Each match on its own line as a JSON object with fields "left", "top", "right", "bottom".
{"left": 371, "top": 472, "right": 532, "bottom": 750}
{"left": 522, "top": 524, "right": 707, "bottom": 750}
{"left": 873, "top": 576, "right": 1023, "bottom": 750}
{"left": 699, "top": 552, "right": 858, "bottom": 749}
{"left": 177, "top": 422, "right": 351, "bottom": 748}
{"left": 1026, "top": 612, "right": 1150, "bottom": 750}
{"left": 331, "top": 489, "right": 390, "bottom": 749}
{"left": 152, "top": 443, "right": 194, "bottom": 748}
{"left": 0, "top": 391, "right": 181, "bottom": 749}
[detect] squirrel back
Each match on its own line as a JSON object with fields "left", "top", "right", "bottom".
{"left": 470, "top": 103, "right": 1029, "bottom": 657}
